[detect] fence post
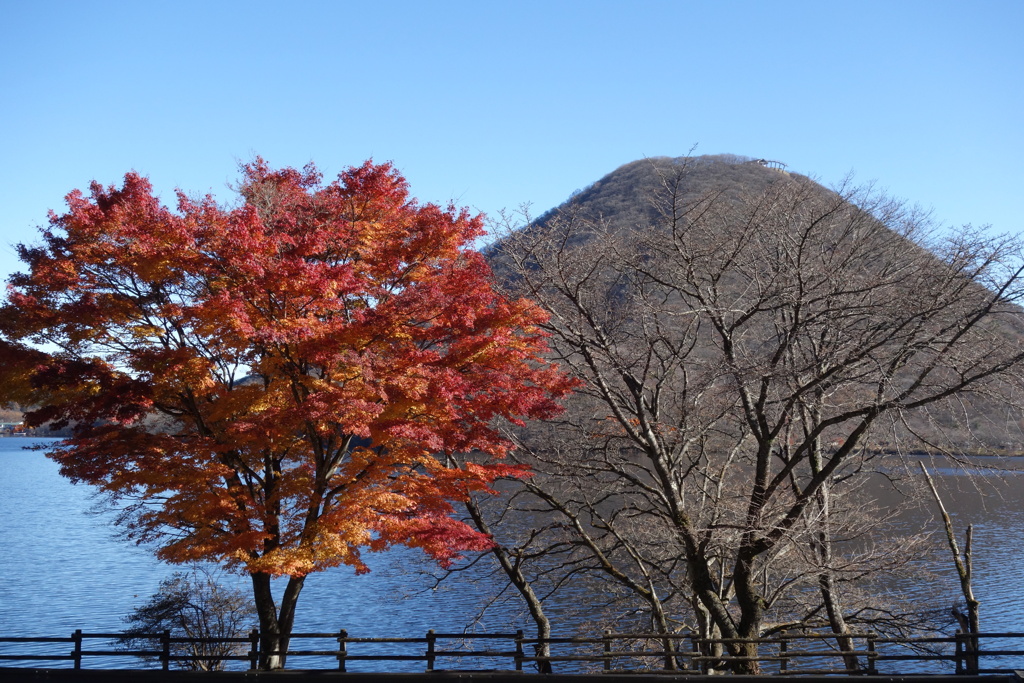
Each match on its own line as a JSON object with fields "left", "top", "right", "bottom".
{"left": 72, "top": 629, "right": 83, "bottom": 670}
{"left": 515, "top": 629, "right": 524, "bottom": 671}
{"left": 426, "top": 629, "right": 436, "bottom": 672}
{"left": 247, "top": 629, "right": 260, "bottom": 670}
{"left": 779, "top": 635, "right": 788, "bottom": 674}
{"left": 866, "top": 632, "right": 878, "bottom": 675}
{"left": 957, "top": 629, "right": 980, "bottom": 676}
{"left": 965, "top": 629, "right": 979, "bottom": 675}
{"left": 337, "top": 629, "right": 347, "bottom": 672}
{"left": 603, "top": 630, "right": 613, "bottom": 671}
{"left": 688, "top": 632, "right": 700, "bottom": 673}
{"left": 160, "top": 629, "right": 171, "bottom": 671}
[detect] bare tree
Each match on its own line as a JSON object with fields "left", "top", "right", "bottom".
{"left": 462, "top": 491, "right": 557, "bottom": 672}
{"left": 491, "top": 158, "right": 1024, "bottom": 672}
{"left": 920, "top": 463, "right": 980, "bottom": 672}
{"left": 120, "top": 566, "right": 256, "bottom": 671}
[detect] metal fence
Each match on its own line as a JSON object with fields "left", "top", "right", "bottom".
{"left": 3, "top": 629, "right": 1024, "bottom": 674}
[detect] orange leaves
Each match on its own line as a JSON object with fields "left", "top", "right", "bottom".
{"left": 0, "top": 157, "right": 573, "bottom": 583}
{"left": 0, "top": 339, "right": 48, "bottom": 407}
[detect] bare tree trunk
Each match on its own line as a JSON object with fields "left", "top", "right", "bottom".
{"left": 691, "top": 596, "right": 724, "bottom": 673}
{"left": 731, "top": 550, "right": 764, "bottom": 674}
{"left": 644, "top": 586, "right": 682, "bottom": 670}
{"left": 920, "top": 464, "right": 980, "bottom": 673}
{"left": 818, "top": 560, "right": 860, "bottom": 671}
{"left": 807, "top": 427, "right": 860, "bottom": 672}
{"left": 463, "top": 497, "right": 554, "bottom": 672}
{"left": 251, "top": 573, "right": 305, "bottom": 670}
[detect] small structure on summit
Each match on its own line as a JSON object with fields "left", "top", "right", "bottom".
{"left": 749, "top": 158, "right": 788, "bottom": 171}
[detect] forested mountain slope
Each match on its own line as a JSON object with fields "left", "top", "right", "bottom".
{"left": 490, "top": 154, "right": 1024, "bottom": 455}
{"left": 477, "top": 153, "right": 1024, "bottom": 669}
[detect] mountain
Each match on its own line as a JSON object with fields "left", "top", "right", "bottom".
{"left": 489, "top": 154, "right": 1024, "bottom": 456}
{"left": 536, "top": 154, "right": 794, "bottom": 224}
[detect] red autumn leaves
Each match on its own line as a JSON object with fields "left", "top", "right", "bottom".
{"left": 1, "top": 159, "right": 573, "bottom": 577}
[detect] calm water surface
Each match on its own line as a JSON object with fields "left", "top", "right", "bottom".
{"left": 879, "top": 458, "right": 1024, "bottom": 632}
{"left": 0, "top": 438, "right": 507, "bottom": 640}
{"left": 1, "top": 438, "right": 1022, "bottom": 669}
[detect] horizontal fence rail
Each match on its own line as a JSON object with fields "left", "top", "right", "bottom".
{"left": 2, "top": 629, "right": 1024, "bottom": 674}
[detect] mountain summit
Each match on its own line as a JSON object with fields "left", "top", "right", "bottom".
{"left": 492, "top": 153, "right": 1024, "bottom": 455}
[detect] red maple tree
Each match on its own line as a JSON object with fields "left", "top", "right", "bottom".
{"left": 0, "top": 159, "right": 573, "bottom": 668}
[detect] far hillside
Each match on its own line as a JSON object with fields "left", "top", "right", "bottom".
{"left": 489, "top": 154, "right": 1024, "bottom": 456}
{"left": 0, "top": 406, "right": 23, "bottom": 423}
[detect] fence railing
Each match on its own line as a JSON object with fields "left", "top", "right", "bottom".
{"left": 3, "top": 629, "right": 1024, "bottom": 674}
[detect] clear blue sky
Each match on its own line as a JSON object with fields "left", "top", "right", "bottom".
{"left": 2, "top": 0, "right": 1021, "bottom": 285}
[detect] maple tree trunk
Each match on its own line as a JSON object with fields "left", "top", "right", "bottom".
{"left": 251, "top": 573, "right": 305, "bottom": 670}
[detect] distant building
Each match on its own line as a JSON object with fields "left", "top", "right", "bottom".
{"left": 749, "top": 158, "right": 788, "bottom": 171}
{"left": 0, "top": 422, "right": 25, "bottom": 435}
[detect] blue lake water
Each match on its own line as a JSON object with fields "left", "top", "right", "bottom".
{"left": 1, "top": 437, "right": 1023, "bottom": 671}
{"left": 0, "top": 438, "right": 508, "bottom": 639}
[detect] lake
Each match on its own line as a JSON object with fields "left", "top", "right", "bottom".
{"left": 1, "top": 437, "right": 1023, "bottom": 670}
{"left": 0, "top": 438, "right": 509, "bottom": 639}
